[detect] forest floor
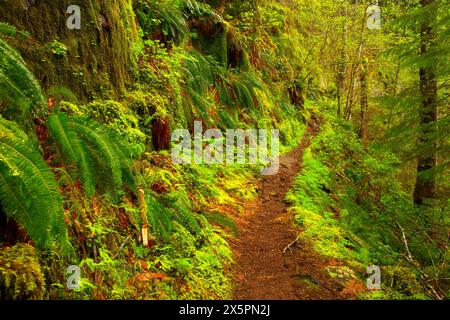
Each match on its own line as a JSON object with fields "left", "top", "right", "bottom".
{"left": 230, "top": 125, "right": 346, "bottom": 300}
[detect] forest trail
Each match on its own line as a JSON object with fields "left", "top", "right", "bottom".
{"left": 230, "top": 125, "right": 344, "bottom": 300}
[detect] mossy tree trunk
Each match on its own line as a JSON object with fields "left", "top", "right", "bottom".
{"left": 0, "top": 0, "right": 139, "bottom": 101}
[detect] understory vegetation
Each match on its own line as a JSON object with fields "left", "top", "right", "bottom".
{"left": 287, "top": 103, "right": 448, "bottom": 299}
{"left": 0, "top": 0, "right": 448, "bottom": 300}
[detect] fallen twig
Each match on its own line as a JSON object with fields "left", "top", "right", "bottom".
{"left": 113, "top": 235, "right": 131, "bottom": 259}
{"left": 283, "top": 235, "right": 300, "bottom": 255}
{"left": 395, "top": 220, "right": 443, "bottom": 300}
{"left": 396, "top": 221, "right": 413, "bottom": 263}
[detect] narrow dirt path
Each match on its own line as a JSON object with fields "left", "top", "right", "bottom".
{"left": 230, "top": 127, "right": 343, "bottom": 300}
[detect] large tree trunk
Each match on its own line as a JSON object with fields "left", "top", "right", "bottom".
{"left": 152, "top": 117, "right": 171, "bottom": 151}
{"left": 413, "top": 0, "right": 438, "bottom": 204}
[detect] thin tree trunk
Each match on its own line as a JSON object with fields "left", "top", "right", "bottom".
{"left": 337, "top": 22, "right": 346, "bottom": 117}
{"left": 252, "top": 0, "right": 261, "bottom": 32}
{"left": 345, "top": 12, "right": 365, "bottom": 120}
{"left": 414, "top": 0, "right": 438, "bottom": 204}
{"left": 359, "top": 57, "right": 369, "bottom": 150}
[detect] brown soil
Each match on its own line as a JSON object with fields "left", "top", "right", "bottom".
{"left": 230, "top": 127, "right": 345, "bottom": 300}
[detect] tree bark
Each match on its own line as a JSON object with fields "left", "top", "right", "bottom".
{"left": 414, "top": 0, "right": 438, "bottom": 204}
{"left": 152, "top": 117, "right": 171, "bottom": 151}
{"left": 359, "top": 58, "right": 369, "bottom": 150}
{"left": 337, "top": 22, "right": 346, "bottom": 117}
{"left": 252, "top": 0, "right": 261, "bottom": 32}
{"left": 344, "top": 12, "right": 365, "bottom": 121}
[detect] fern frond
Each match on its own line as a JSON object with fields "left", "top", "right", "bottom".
{"left": 46, "top": 112, "right": 96, "bottom": 196}
{"left": 0, "top": 117, "right": 66, "bottom": 249}
{"left": 77, "top": 142, "right": 96, "bottom": 197}
{"left": 47, "top": 112, "right": 136, "bottom": 197}
{"left": 47, "top": 112, "right": 79, "bottom": 162}
{"left": 183, "top": 51, "right": 262, "bottom": 114}
{"left": 161, "top": 190, "right": 201, "bottom": 235}
{"left": 136, "top": 0, "right": 188, "bottom": 44}
{"left": 205, "top": 213, "right": 239, "bottom": 236}
{"left": 0, "top": 115, "right": 29, "bottom": 140}
{"left": 0, "top": 38, "right": 45, "bottom": 126}
{"left": 182, "top": 0, "right": 222, "bottom": 21}
{"left": 145, "top": 194, "right": 174, "bottom": 242}
{"left": 0, "top": 22, "right": 30, "bottom": 40}
{"left": 72, "top": 117, "right": 123, "bottom": 188}
{"left": 0, "top": 35, "right": 25, "bottom": 64}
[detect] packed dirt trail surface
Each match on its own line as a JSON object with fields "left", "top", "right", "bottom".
{"left": 231, "top": 126, "right": 343, "bottom": 300}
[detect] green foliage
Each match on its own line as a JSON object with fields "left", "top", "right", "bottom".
{"left": 182, "top": 0, "right": 221, "bottom": 19}
{"left": 204, "top": 212, "right": 239, "bottom": 236}
{"left": 143, "top": 189, "right": 202, "bottom": 242}
{"left": 46, "top": 86, "right": 78, "bottom": 104}
{"left": 0, "top": 22, "right": 30, "bottom": 39}
{"left": 0, "top": 1, "right": 286, "bottom": 301}
{"left": 0, "top": 37, "right": 45, "bottom": 128}
{"left": 2, "top": 0, "right": 447, "bottom": 302}
{"left": 0, "top": 116, "right": 67, "bottom": 249}
{"left": 135, "top": 0, "right": 188, "bottom": 44}
{"left": 146, "top": 194, "right": 176, "bottom": 242}
{"left": 161, "top": 189, "right": 202, "bottom": 235}
{"left": 72, "top": 100, "right": 146, "bottom": 145}
{"left": 147, "top": 219, "right": 233, "bottom": 299}
{"left": 46, "top": 112, "right": 140, "bottom": 197}
{"left": 0, "top": 244, "right": 45, "bottom": 299}
{"left": 182, "top": 50, "right": 266, "bottom": 128}
{"left": 362, "top": 265, "right": 430, "bottom": 300}
{"left": 217, "top": 71, "right": 263, "bottom": 110}
{"left": 124, "top": 88, "right": 173, "bottom": 140}
{"left": 287, "top": 109, "right": 449, "bottom": 298}
{"left": 377, "top": 0, "right": 450, "bottom": 187}
{"left": 45, "top": 40, "right": 68, "bottom": 57}
{"left": 79, "top": 246, "right": 132, "bottom": 299}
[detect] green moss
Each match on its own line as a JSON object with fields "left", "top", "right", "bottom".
{"left": 0, "top": 244, "right": 46, "bottom": 300}
{"left": 362, "top": 266, "right": 430, "bottom": 300}
{"left": 290, "top": 207, "right": 360, "bottom": 264}
{"left": 170, "top": 220, "right": 233, "bottom": 300}
{"left": 61, "top": 99, "right": 146, "bottom": 144}
{"left": 0, "top": 0, "right": 139, "bottom": 101}
{"left": 286, "top": 107, "right": 448, "bottom": 299}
